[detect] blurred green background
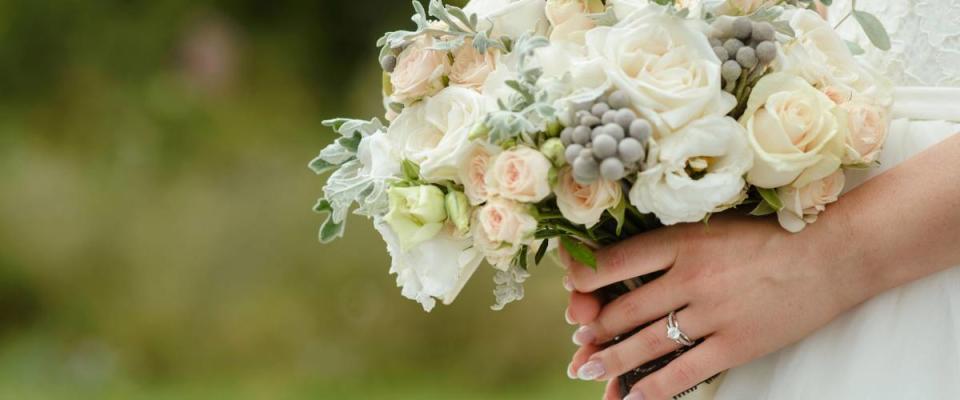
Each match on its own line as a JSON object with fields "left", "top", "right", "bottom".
{"left": 0, "top": 1, "right": 602, "bottom": 399}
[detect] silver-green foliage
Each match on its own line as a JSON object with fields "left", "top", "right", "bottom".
{"left": 484, "top": 34, "right": 556, "bottom": 145}
{"left": 377, "top": 0, "right": 508, "bottom": 60}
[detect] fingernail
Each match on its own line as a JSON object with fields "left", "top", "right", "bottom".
{"left": 564, "top": 308, "right": 575, "bottom": 325}
{"left": 566, "top": 362, "right": 577, "bottom": 379}
{"left": 577, "top": 359, "right": 606, "bottom": 381}
{"left": 563, "top": 276, "right": 574, "bottom": 292}
{"left": 572, "top": 326, "right": 595, "bottom": 346}
{"left": 624, "top": 392, "right": 645, "bottom": 400}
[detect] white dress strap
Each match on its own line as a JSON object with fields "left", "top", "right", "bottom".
{"left": 893, "top": 87, "right": 960, "bottom": 122}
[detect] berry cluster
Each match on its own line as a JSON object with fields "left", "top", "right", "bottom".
{"left": 559, "top": 90, "right": 652, "bottom": 184}
{"left": 710, "top": 17, "right": 778, "bottom": 92}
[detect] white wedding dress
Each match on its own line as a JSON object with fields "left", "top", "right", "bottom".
{"left": 707, "top": 1, "right": 960, "bottom": 399}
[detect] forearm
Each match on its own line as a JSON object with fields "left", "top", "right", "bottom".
{"left": 830, "top": 134, "right": 960, "bottom": 299}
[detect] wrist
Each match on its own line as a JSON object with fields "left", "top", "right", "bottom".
{"left": 808, "top": 200, "right": 880, "bottom": 311}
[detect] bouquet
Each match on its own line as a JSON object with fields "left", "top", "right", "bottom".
{"left": 310, "top": 0, "right": 891, "bottom": 397}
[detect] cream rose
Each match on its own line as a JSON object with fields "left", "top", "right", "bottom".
{"left": 741, "top": 73, "right": 847, "bottom": 189}
{"left": 629, "top": 116, "right": 753, "bottom": 225}
{"left": 450, "top": 40, "right": 498, "bottom": 91}
{"left": 390, "top": 37, "right": 450, "bottom": 105}
{"left": 581, "top": 4, "right": 735, "bottom": 132}
{"left": 776, "top": 170, "right": 845, "bottom": 233}
{"left": 459, "top": 144, "right": 498, "bottom": 205}
{"left": 463, "top": 0, "right": 549, "bottom": 39}
{"left": 486, "top": 147, "right": 554, "bottom": 203}
{"left": 546, "top": 0, "right": 599, "bottom": 45}
{"left": 388, "top": 86, "right": 491, "bottom": 182}
{"left": 842, "top": 101, "right": 890, "bottom": 165}
{"left": 555, "top": 167, "right": 622, "bottom": 227}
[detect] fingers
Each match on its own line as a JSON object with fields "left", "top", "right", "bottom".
{"left": 625, "top": 340, "right": 729, "bottom": 400}
{"left": 579, "top": 275, "right": 687, "bottom": 344}
{"left": 565, "top": 228, "right": 682, "bottom": 293}
{"left": 574, "top": 308, "right": 713, "bottom": 382}
{"left": 569, "top": 342, "right": 601, "bottom": 379}
{"left": 567, "top": 290, "right": 601, "bottom": 326}
{"left": 604, "top": 379, "right": 621, "bottom": 400}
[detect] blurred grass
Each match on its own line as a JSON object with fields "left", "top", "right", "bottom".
{"left": 0, "top": 0, "right": 603, "bottom": 398}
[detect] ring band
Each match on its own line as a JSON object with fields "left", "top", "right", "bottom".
{"left": 667, "top": 311, "right": 695, "bottom": 347}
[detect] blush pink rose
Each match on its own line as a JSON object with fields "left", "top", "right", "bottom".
{"left": 390, "top": 37, "right": 450, "bottom": 104}
{"left": 450, "top": 40, "right": 498, "bottom": 91}
{"left": 555, "top": 167, "right": 622, "bottom": 227}
{"left": 842, "top": 101, "right": 890, "bottom": 165}
{"left": 476, "top": 197, "right": 538, "bottom": 246}
{"left": 486, "top": 147, "right": 553, "bottom": 203}
{"left": 459, "top": 145, "right": 497, "bottom": 205}
{"left": 776, "top": 170, "right": 846, "bottom": 233}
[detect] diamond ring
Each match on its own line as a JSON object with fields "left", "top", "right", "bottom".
{"left": 667, "top": 311, "right": 696, "bottom": 347}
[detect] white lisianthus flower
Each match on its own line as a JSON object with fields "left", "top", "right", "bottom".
{"left": 450, "top": 39, "right": 498, "bottom": 91}
{"left": 357, "top": 131, "right": 401, "bottom": 180}
{"left": 463, "top": 0, "right": 549, "bottom": 39}
{"left": 374, "top": 221, "right": 483, "bottom": 312}
{"left": 388, "top": 86, "right": 491, "bottom": 182}
{"left": 580, "top": 3, "right": 735, "bottom": 132}
{"left": 474, "top": 197, "right": 538, "bottom": 270}
{"left": 555, "top": 167, "right": 622, "bottom": 227}
{"left": 486, "top": 147, "right": 554, "bottom": 203}
{"left": 383, "top": 185, "right": 448, "bottom": 250}
{"left": 390, "top": 36, "right": 450, "bottom": 105}
{"left": 546, "top": 0, "right": 600, "bottom": 45}
{"left": 741, "top": 73, "right": 847, "bottom": 189}
{"left": 841, "top": 101, "right": 890, "bottom": 165}
{"left": 776, "top": 170, "right": 846, "bottom": 233}
{"left": 629, "top": 116, "right": 753, "bottom": 225}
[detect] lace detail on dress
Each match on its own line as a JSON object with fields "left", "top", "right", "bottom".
{"left": 831, "top": 0, "right": 960, "bottom": 88}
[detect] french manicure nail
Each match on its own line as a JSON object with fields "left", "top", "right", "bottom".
{"left": 566, "top": 362, "right": 577, "bottom": 379}
{"left": 577, "top": 359, "right": 606, "bottom": 381}
{"left": 563, "top": 276, "right": 574, "bottom": 292}
{"left": 623, "top": 392, "right": 645, "bottom": 400}
{"left": 565, "top": 308, "right": 575, "bottom": 325}
{"left": 572, "top": 325, "right": 595, "bottom": 346}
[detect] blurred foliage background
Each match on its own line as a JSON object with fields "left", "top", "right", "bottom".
{"left": 0, "top": 0, "right": 602, "bottom": 399}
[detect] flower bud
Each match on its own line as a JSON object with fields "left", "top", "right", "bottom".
{"left": 445, "top": 190, "right": 472, "bottom": 235}
{"left": 540, "top": 138, "right": 567, "bottom": 167}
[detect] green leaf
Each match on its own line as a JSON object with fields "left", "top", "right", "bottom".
{"left": 609, "top": 198, "right": 627, "bottom": 236}
{"left": 750, "top": 201, "right": 777, "bottom": 216}
{"left": 560, "top": 236, "right": 597, "bottom": 270}
{"left": 771, "top": 20, "right": 796, "bottom": 38}
{"left": 534, "top": 239, "right": 550, "bottom": 265}
{"left": 853, "top": 11, "right": 891, "bottom": 51}
{"left": 401, "top": 159, "right": 421, "bottom": 181}
{"left": 308, "top": 156, "right": 337, "bottom": 175}
{"left": 845, "top": 40, "right": 866, "bottom": 56}
{"left": 314, "top": 199, "right": 346, "bottom": 243}
{"left": 513, "top": 245, "right": 529, "bottom": 271}
{"left": 757, "top": 188, "right": 784, "bottom": 211}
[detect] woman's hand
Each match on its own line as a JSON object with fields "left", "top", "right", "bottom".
{"left": 561, "top": 212, "right": 877, "bottom": 400}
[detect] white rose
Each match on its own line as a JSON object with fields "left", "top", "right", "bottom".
{"left": 841, "top": 101, "right": 890, "bottom": 165}
{"left": 388, "top": 86, "right": 491, "bottom": 182}
{"left": 629, "top": 116, "right": 753, "bottom": 225}
{"left": 555, "top": 167, "right": 622, "bottom": 227}
{"left": 450, "top": 40, "right": 498, "bottom": 91}
{"left": 546, "top": 0, "right": 599, "bottom": 45}
{"left": 375, "top": 220, "right": 483, "bottom": 312}
{"left": 463, "top": 0, "right": 549, "bottom": 39}
{"left": 741, "top": 73, "right": 847, "bottom": 189}
{"left": 776, "top": 170, "right": 845, "bottom": 233}
{"left": 390, "top": 36, "right": 450, "bottom": 105}
{"left": 486, "top": 147, "right": 554, "bottom": 203}
{"left": 580, "top": 4, "right": 735, "bottom": 132}
{"left": 459, "top": 144, "right": 499, "bottom": 205}
{"left": 782, "top": 10, "right": 889, "bottom": 99}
